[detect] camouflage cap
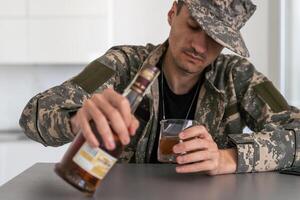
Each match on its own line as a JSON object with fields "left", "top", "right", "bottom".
{"left": 181, "top": 0, "right": 256, "bottom": 57}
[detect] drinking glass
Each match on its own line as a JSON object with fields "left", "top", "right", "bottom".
{"left": 158, "top": 119, "right": 199, "bottom": 163}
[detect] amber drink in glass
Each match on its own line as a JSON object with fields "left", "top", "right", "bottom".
{"left": 158, "top": 119, "right": 199, "bottom": 163}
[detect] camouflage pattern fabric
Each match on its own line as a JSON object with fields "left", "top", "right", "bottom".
{"left": 182, "top": 0, "right": 256, "bottom": 57}
{"left": 19, "top": 41, "right": 300, "bottom": 173}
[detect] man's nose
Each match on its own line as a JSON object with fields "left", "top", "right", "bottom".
{"left": 191, "top": 31, "right": 208, "bottom": 54}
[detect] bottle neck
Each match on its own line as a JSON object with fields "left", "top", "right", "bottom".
{"left": 123, "top": 88, "right": 143, "bottom": 113}
{"left": 122, "top": 64, "right": 160, "bottom": 112}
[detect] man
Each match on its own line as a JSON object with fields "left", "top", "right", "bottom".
{"left": 20, "top": 0, "right": 300, "bottom": 175}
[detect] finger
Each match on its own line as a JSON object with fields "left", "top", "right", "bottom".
{"left": 92, "top": 94, "right": 130, "bottom": 145}
{"left": 86, "top": 99, "right": 116, "bottom": 150}
{"left": 128, "top": 115, "right": 140, "bottom": 136}
{"left": 77, "top": 108, "right": 99, "bottom": 148}
{"left": 70, "top": 114, "right": 80, "bottom": 134}
{"left": 102, "top": 88, "right": 132, "bottom": 128}
{"left": 176, "top": 160, "right": 216, "bottom": 173}
{"left": 107, "top": 110, "right": 130, "bottom": 145}
{"left": 179, "top": 125, "right": 212, "bottom": 140}
{"left": 176, "top": 150, "right": 211, "bottom": 164}
{"left": 173, "top": 138, "right": 209, "bottom": 154}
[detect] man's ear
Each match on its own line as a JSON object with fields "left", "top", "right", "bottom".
{"left": 168, "top": 2, "right": 177, "bottom": 26}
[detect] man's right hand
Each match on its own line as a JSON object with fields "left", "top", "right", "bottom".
{"left": 70, "top": 88, "right": 140, "bottom": 150}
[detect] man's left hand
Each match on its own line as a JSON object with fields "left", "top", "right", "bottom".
{"left": 173, "top": 125, "right": 237, "bottom": 175}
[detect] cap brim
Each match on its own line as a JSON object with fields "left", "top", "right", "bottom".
{"left": 185, "top": 1, "right": 250, "bottom": 57}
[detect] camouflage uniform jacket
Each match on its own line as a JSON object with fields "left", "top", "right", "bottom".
{"left": 20, "top": 41, "right": 300, "bottom": 173}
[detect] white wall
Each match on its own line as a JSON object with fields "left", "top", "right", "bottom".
{"left": 222, "top": 0, "right": 280, "bottom": 87}
{"left": 112, "top": 0, "right": 172, "bottom": 46}
{"left": 0, "top": 0, "right": 110, "bottom": 64}
{"left": 241, "top": 0, "right": 270, "bottom": 76}
{"left": 285, "top": 0, "right": 300, "bottom": 106}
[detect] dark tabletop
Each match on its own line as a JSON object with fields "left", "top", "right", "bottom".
{"left": 0, "top": 163, "right": 300, "bottom": 200}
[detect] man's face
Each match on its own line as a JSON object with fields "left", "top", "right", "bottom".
{"left": 167, "top": 3, "right": 223, "bottom": 74}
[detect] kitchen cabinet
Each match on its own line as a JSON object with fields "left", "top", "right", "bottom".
{"left": 0, "top": 0, "right": 173, "bottom": 64}
{"left": 0, "top": 0, "right": 109, "bottom": 63}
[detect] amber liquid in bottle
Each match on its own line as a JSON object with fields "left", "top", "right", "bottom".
{"left": 55, "top": 64, "right": 160, "bottom": 195}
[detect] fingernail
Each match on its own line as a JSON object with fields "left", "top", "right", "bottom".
{"left": 92, "top": 142, "right": 98, "bottom": 148}
{"left": 177, "top": 156, "right": 182, "bottom": 164}
{"left": 176, "top": 167, "right": 182, "bottom": 173}
{"left": 122, "top": 137, "right": 130, "bottom": 145}
{"left": 108, "top": 138, "right": 115, "bottom": 150}
{"left": 129, "top": 127, "right": 135, "bottom": 136}
{"left": 179, "top": 132, "right": 184, "bottom": 139}
{"left": 173, "top": 146, "right": 179, "bottom": 153}
{"left": 126, "top": 138, "right": 131, "bottom": 144}
{"left": 131, "top": 130, "right": 136, "bottom": 136}
{"left": 90, "top": 139, "right": 98, "bottom": 148}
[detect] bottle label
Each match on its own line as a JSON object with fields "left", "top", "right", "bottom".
{"left": 73, "top": 142, "right": 117, "bottom": 180}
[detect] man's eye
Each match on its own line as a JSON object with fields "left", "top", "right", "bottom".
{"left": 188, "top": 22, "right": 200, "bottom": 30}
{"left": 189, "top": 24, "right": 199, "bottom": 30}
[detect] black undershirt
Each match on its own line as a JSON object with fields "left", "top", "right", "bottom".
{"left": 148, "top": 63, "right": 205, "bottom": 163}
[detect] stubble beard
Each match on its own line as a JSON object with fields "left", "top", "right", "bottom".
{"left": 173, "top": 54, "right": 204, "bottom": 76}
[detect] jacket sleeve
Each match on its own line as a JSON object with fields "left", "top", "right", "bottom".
{"left": 227, "top": 58, "right": 300, "bottom": 173}
{"left": 19, "top": 44, "right": 155, "bottom": 147}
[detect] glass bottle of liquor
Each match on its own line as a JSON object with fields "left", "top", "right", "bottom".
{"left": 55, "top": 64, "right": 160, "bottom": 194}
